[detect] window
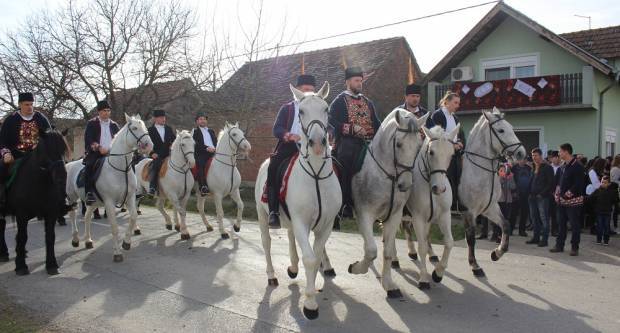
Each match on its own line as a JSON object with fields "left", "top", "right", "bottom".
{"left": 514, "top": 129, "right": 541, "bottom": 154}
{"left": 480, "top": 54, "right": 539, "bottom": 80}
{"left": 605, "top": 129, "right": 617, "bottom": 156}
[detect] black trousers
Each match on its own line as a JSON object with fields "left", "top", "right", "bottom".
{"left": 549, "top": 199, "right": 558, "bottom": 234}
{"left": 149, "top": 155, "right": 167, "bottom": 190}
{"left": 196, "top": 152, "right": 214, "bottom": 187}
{"left": 555, "top": 205, "right": 582, "bottom": 250}
{"left": 333, "top": 137, "right": 366, "bottom": 207}
{"left": 83, "top": 152, "right": 103, "bottom": 194}
{"left": 447, "top": 154, "right": 462, "bottom": 209}
{"left": 267, "top": 142, "right": 298, "bottom": 213}
{"left": 517, "top": 194, "right": 530, "bottom": 234}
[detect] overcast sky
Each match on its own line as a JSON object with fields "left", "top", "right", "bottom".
{"left": 1, "top": 0, "right": 618, "bottom": 72}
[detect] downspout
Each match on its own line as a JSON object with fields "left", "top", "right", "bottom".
{"left": 598, "top": 70, "right": 620, "bottom": 156}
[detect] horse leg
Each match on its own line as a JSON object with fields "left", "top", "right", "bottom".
{"left": 0, "top": 217, "right": 8, "bottom": 261}
{"left": 14, "top": 216, "right": 29, "bottom": 275}
{"left": 412, "top": 216, "right": 431, "bottom": 289}
{"left": 432, "top": 212, "right": 454, "bottom": 283}
{"left": 292, "top": 221, "right": 320, "bottom": 320}
{"left": 402, "top": 218, "right": 418, "bottom": 261}
{"left": 287, "top": 228, "right": 299, "bottom": 278}
{"left": 258, "top": 209, "right": 276, "bottom": 286}
{"left": 463, "top": 211, "right": 484, "bottom": 277}
{"left": 171, "top": 195, "right": 189, "bottom": 240}
{"left": 178, "top": 195, "right": 191, "bottom": 240}
{"left": 197, "top": 194, "right": 213, "bottom": 232}
{"left": 122, "top": 194, "right": 139, "bottom": 250}
{"left": 104, "top": 201, "right": 123, "bottom": 263}
{"left": 382, "top": 215, "right": 403, "bottom": 298}
{"left": 213, "top": 193, "right": 227, "bottom": 239}
{"left": 44, "top": 215, "right": 59, "bottom": 275}
{"left": 156, "top": 197, "right": 172, "bottom": 230}
{"left": 83, "top": 205, "right": 96, "bottom": 249}
{"left": 230, "top": 188, "right": 243, "bottom": 233}
{"left": 322, "top": 247, "right": 336, "bottom": 277}
{"left": 485, "top": 204, "right": 509, "bottom": 261}
{"left": 69, "top": 206, "right": 80, "bottom": 247}
{"left": 348, "top": 212, "right": 377, "bottom": 275}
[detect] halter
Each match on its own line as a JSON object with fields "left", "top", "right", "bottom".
{"left": 463, "top": 113, "right": 524, "bottom": 212}
{"left": 366, "top": 118, "right": 418, "bottom": 222}
{"left": 213, "top": 126, "right": 247, "bottom": 194}
{"left": 417, "top": 137, "right": 453, "bottom": 222}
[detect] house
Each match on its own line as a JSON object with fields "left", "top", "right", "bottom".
{"left": 203, "top": 37, "right": 423, "bottom": 181}
{"left": 422, "top": 2, "right": 620, "bottom": 157}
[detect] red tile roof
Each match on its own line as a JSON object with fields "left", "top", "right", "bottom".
{"left": 560, "top": 25, "right": 620, "bottom": 60}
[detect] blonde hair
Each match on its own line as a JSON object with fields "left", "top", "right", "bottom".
{"left": 440, "top": 91, "right": 460, "bottom": 107}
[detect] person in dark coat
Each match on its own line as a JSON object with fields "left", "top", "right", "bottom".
{"left": 512, "top": 158, "right": 533, "bottom": 237}
{"left": 0, "top": 92, "right": 51, "bottom": 211}
{"left": 83, "top": 101, "right": 120, "bottom": 205}
{"left": 328, "top": 66, "right": 381, "bottom": 217}
{"left": 146, "top": 109, "right": 175, "bottom": 195}
{"left": 426, "top": 91, "right": 466, "bottom": 210}
{"left": 266, "top": 74, "right": 316, "bottom": 228}
{"left": 549, "top": 150, "right": 562, "bottom": 236}
{"left": 526, "top": 148, "right": 555, "bottom": 247}
{"left": 193, "top": 113, "right": 217, "bottom": 196}
{"left": 551, "top": 143, "right": 585, "bottom": 256}
{"left": 591, "top": 176, "right": 618, "bottom": 245}
{"left": 397, "top": 83, "right": 428, "bottom": 118}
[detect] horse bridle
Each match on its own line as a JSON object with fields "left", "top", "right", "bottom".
{"left": 213, "top": 126, "right": 247, "bottom": 193}
{"left": 168, "top": 135, "right": 195, "bottom": 199}
{"left": 418, "top": 137, "right": 454, "bottom": 222}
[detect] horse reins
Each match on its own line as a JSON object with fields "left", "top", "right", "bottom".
{"left": 213, "top": 127, "right": 247, "bottom": 194}
{"left": 417, "top": 137, "right": 452, "bottom": 222}
{"left": 168, "top": 137, "right": 195, "bottom": 199}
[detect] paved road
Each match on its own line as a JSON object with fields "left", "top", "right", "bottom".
{"left": 1, "top": 208, "right": 618, "bottom": 332}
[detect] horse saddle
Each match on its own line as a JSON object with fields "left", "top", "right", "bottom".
{"left": 190, "top": 157, "right": 214, "bottom": 180}
{"left": 260, "top": 153, "right": 299, "bottom": 206}
{"left": 140, "top": 158, "right": 169, "bottom": 182}
{"left": 76, "top": 158, "right": 105, "bottom": 188}
{"left": 5, "top": 157, "right": 27, "bottom": 190}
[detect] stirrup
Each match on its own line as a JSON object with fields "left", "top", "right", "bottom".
{"left": 200, "top": 185, "right": 209, "bottom": 196}
{"left": 268, "top": 212, "right": 281, "bottom": 229}
{"left": 86, "top": 192, "right": 96, "bottom": 205}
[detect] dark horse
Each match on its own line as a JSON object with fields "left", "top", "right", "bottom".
{"left": 0, "top": 129, "right": 69, "bottom": 275}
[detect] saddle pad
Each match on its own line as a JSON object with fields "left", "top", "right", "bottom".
{"left": 260, "top": 153, "right": 299, "bottom": 204}
{"left": 190, "top": 157, "right": 214, "bottom": 180}
{"left": 141, "top": 160, "right": 152, "bottom": 182}
{"left": 76, "top": 158, "right": 104, "bottom": 188}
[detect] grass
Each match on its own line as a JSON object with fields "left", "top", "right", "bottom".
{"left": 140, "top": 186, "right": 466, "bottom": 243}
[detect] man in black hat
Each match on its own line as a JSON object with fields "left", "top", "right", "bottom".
{"left": 193, "top": 113, "right": 217, "bottom": 196}
{"left": 398, "top": 84, "right": 427, "bottom": 118}
{"left": 328, "top": 67, "right": 381, "bottom": 217}
{"left": 0, "top": 92, "right": 51, "bottom": 211}
{"left": 83, "top": 100, "right": 120, "bottom": 205}
{"left": 147, "top": 109, "right": 175, "bottom": 195}
{"left": 266, "top": 74, "right": 316, "bottom": 228}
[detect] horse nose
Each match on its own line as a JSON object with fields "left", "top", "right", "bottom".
{"left": 321, "top": 137, "right": 327, "bottom": 146}
{"left": 309, "top": 139, "right": 314, "bottom": 146}
{"left": 398, "top": 182, "right": 409, "bottom": 192}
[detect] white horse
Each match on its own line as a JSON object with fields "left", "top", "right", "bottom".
{"left": 348, "top": 109, "right": 428, "bottom": 298}
{"left": 134, "top": 130, "right": 196, "bottom": 239}
{"left": 459, "top": 107, "right": 526, "bottom": 277}
{"left": 255, "top": 82, "right": 340, "bottom": 320}
{"left": 404, "top": 125, "right": 459, "bottom": 289}
{"left": 195, "top": 123, "right": 251, "bottom": 239}
{"left": 66, "top": 114, "right": 153, "bottom": 262}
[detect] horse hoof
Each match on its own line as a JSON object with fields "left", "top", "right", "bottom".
{"left": 166, "top": 225, "right": 172, "bottom": 231}
{"left": 303, "top": 307, "right": 319, "bottom": 320}
{"left": 348, "top": 263, "right": 354, "bottom": 274}
{"left": 391, "top": 260, "right": 400, "bottom": 269}
{"left": 408, "top": 253, "right": 418, "bottom": 261}
{"left": 122, "top": 241, "right": 131, "bottom": 251}
{"left": 174, "top": 225, "right": 181, "bottom": 232}
{"left": 287, "top": 267, "right": 298, "bottom": 279}
{"left": 491, "top": 251, "right": 499, "bottom": 261}
{"left": 133, "top": 229, "right": 142, "bottom": 236}
{"left": 113, "top": 254, "right": 124, "bottom": 263}
{"left": 47, "top": 267, "right": 60, "bottom": 275}
{"left": 57, "top": 220, "right": 67, "bottom": 226}
{"left": 0, "top": 255, "right": 9, "bottom": 262}
{"left": 71, "top": 240, "right": 79, "bottom": 248}
{"left": 221, "top": 233, "right": 230, "bottom": 240}
{"left": 233, "top": 225, "right": 240, "bottom": 232}
{"left": 387, "top": 289, "right": 403, "bottom": 298}
{"left": 85, "top": 241, "right": 94, "bottom": 249}
{"left": 323, "top": 268, "right": 336, "bottom": 278}
{"left": 267, "top": 278, "right": 279, "bottom": 287}
{"left": 181, "top": 233, "right": 191, "bottom": 240}
{"left": 432, "top": 270, "right": 443, "bottom": 283}
{"left": 429, "top": 255, "right": 439, "bottom": 263}
{"left": 15, "top": 267, "right": 30, "bottom": 276}
{"left": 206, "top": 226, "right": 214, "bottom": 232}
{"left": 137, "top": 210, "right": 142, "bottom": 215}
{"left": 472, "top": 268, "right": 486, "bottom": 277}
{"left": 418, "top": 282, "right": 431, "bottom": 290}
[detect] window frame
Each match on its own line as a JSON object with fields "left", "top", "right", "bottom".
{"left": 480, "top": 53, "right": 540, "bottom": 80}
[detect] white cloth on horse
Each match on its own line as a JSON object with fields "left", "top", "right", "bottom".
{"left": 200, "top": 126, "right": 215, "bottom": 148}
{"left": 290, "top": 101, "right": 302, "bottom": 136}
{"left": 155, "top": 124, "right": 166, "bottom": 141}
{"left": 441, "top": 107, "right": 457, "bottom": 133}
{"left": 99, "top": 118, "right": 113, "bottom": 150}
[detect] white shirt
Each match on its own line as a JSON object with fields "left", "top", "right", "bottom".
{"left": 155, "top": 124, "right": 166, "bottom": 141}
{"left": 200, "top": 127, "right": 215, "bottom": 148}
{"left": 18, "top": 112, "right": 34, "bottom": 121}
{"left": 552, "top": 163, "right": 561, "bottom": 175}
{"left": 99, "top": 118, "right": 113, "bottom": 150}
{"left": 585, "top": 169, "right": 601, "bottom": 195}
{"left": 289, "top": 101, "right": 302, "bottom": 136}
{"left": 441, "top": 106, "right": 457, "bottom": 132}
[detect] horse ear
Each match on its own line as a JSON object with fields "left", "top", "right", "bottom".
{"left": 176, "top": 129, "right": 180, "bottom": 136}
{"left": 290, "top": 84, "right": 305, "bottom": 102}
{"left": 135, "top": 113, "right": 142, "bottom": 121}
{"left": 492, "top": 106, "right": 501, "bottom": 114}
{"left": 395, "top": 109, "right": 402, "bottom": 125}
{"left": 421, "top": 126, "right": 432, "bottom": 139}
{"left": 125, "top": 113, "right": 131, "bottom": 123}
{"left": 416, "top": 112, "right": 430, "bottom": 128}
{"left": 316, "top": 81, "right": 330, "bottom": 100}
{"left": 482, "top": 110, "right": 492, "bottom": 121}
{"left": 447, "top": 123, "right": 460, "bottom": 142}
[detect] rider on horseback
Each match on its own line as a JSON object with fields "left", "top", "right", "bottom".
{"left": 0, "top": 92, "right": 51, "bottom": 212}
{"left": 147, "top": 109, "right": 175, "bottom": 196}
{"left": 328, "top": 67, "right": 380, "bottom": 218}
{"left": 267, "top": 74, "right": 317, "bottom": 229}
{"left": 193, "top": 113, "right": 217, "bottom": 196}
{"left": 83, "top": 101, "right": 120, "bottom": 205}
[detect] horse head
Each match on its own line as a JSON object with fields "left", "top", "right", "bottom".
{"left": 220, "top": 122, "right": 251, "bottom": 155}
{"left": 421, "top": 125, "right": 460, "bottom": 195}
{"left": 174, "top": 129, "right": 196, "bottom": 168}
{"left": 36, "top": 129, "right": 70, "bottom": 205}
{"left": 124, "top": 113, "right": 153, "bottom": 154}
{"left": 290, "top": 81, "right": 330, "bottom": 158}
{"left": 482, "top": 107, "right": 526, "bottom": 162}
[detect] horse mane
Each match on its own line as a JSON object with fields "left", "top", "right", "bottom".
{"left": 217, "top": 122, "right": 237, "bottom": 141}
{"left": 469, "top": 114, "right": 488, "bottom": 137}
{"left": 427, "top": 125, "right": 445, "bottom": 139}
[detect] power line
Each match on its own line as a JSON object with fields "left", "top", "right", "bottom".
{"left": 225, "top": 0, "right": 500, "bottom": 61}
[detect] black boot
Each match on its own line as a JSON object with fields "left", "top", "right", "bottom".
{"left": 267, "top": 186, "right": 281, "bottom": 229}
{"left": 0, "top": 183, "right": 6, "bottom": 213}
{"left": 86, "top": 192, "right": 96, "bottom": 205}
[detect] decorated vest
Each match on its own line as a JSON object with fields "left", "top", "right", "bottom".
{"left": 345, "top": 95, "right": 374, "bottom": 140}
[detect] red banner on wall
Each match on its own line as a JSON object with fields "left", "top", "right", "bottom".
{"left": 450, "top": 75, "right": 561, "bottom": 110}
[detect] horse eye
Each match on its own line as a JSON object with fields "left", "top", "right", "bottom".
{"left": 430, "top": 150, "right": 435, "bottom": 155}
{"left": 132, "top": 126, "right": 137, "bottom": 130}
{"left": 232, "top": 133, "right": 237, "bottom": 136}
{"left": 498, "top": 129, "right": 505, "bottom": 133}
{"left": 299, "top": 110, "right": 305, "bottom": 115}
{"left": 396, "top": 142, "right": 402, "bottom": 148}
{"left": 181, "top": 143, "right": 185, "bottom": 146}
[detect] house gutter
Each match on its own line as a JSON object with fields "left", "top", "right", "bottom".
{"left": 598, "top": 71, "right": 620, "bottom": 156}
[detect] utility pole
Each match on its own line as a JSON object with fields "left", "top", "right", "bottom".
{"left": 574, "top": 15, "right": 592, "bottom": 30}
